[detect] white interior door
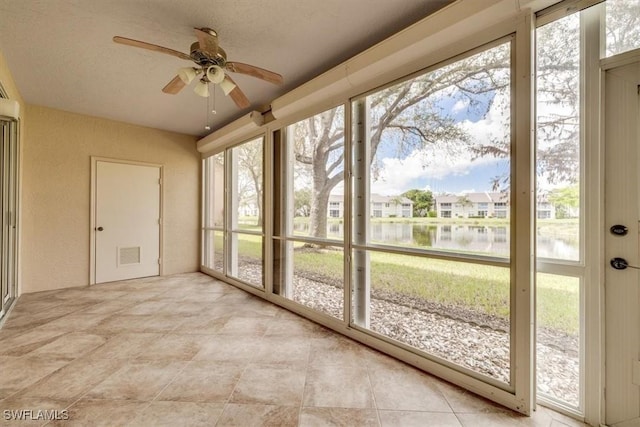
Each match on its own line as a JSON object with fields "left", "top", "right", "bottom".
{"left": 604, "top": 59, "right": 640, "bottom": 427}
{"left": 95, "top": 161, "right": 160, "bottom": 284}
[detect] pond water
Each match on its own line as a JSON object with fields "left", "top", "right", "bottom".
{"left": 293, "top": 221, "right": 579, "bottom": 260}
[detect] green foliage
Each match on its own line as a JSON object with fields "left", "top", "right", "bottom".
{"left": 401, "top": 189, "right": 434, "bottom": 217}
{"left": 548, "top": 185, "right": 579, "bottom": 219}
{"left": 294, "top": 188, "right": 312, "bottom": 217}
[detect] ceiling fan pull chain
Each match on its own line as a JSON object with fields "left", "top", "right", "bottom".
{"left": 205, "top": 88, "right": 211, "bottom": 131}
{"left": 212, "top": 85, "right": 217, "bottom": 115}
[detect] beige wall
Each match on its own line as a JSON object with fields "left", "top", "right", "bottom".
{"left": 22, "top": 105, "right": 200, "bottom": 293}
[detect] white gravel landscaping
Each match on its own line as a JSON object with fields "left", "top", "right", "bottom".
{"left": 236, "top": 258, "right": 579, "bottom": 407}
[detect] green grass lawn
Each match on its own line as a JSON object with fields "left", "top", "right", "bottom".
{"left": 225, "top": 233, "right": 579, "bottom": 335}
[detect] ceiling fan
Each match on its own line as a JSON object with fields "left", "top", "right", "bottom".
{"left": 113, "top": 28, "right": 284, "bottom": 109}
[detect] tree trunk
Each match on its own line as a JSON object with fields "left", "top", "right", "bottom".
{"left": 309, "top": 186, "right": 331, "bottom": 239}
{"left": 257, "top": 193, "right": 263, "bottom": 228}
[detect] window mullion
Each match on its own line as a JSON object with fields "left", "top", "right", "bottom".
{"left": 352, "top": 98, "right": 371, "bottom": 329}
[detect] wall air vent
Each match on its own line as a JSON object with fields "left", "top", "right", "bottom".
{"left": 119, "top": 247, "right": 141, "bottom": 265}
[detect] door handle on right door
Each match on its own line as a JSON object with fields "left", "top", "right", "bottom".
{"left": 96, "top": 226, "right": 104, "bottom": 231}
{"left": 610, "top": 257, "right": 640, "bottom": 270}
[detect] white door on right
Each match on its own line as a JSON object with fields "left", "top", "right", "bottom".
{"left": 604, "top": 59, "right": 640, "bottom": 427}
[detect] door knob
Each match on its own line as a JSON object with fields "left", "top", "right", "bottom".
{"left": 610, "top": 257, "right": 640, "bottom": 270}
{"left": 610, "top": 224, "right": 628, "bottom": 236}
{"left": 96, "top": 226, "right": 104, "bottom": 231}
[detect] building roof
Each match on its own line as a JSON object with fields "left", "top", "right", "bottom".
{"left": 435, "top": 192, "right": 508, "bottom": 204}
{"left": 328, "top": 194, "right": 412, "bottom": 204}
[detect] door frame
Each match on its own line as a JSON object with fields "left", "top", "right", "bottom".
{"left": 602, "top": 52, "right": 640, "bottom": 427}
{"left": 89, "top": 156, "right": 164, "bottom": 285}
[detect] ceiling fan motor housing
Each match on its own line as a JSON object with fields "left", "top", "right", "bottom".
{"left": 190, "top": 42, "right": 226, "bottom": 67}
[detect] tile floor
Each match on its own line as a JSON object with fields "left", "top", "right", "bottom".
{"left": 0, "top": 273, "right": 588, "bottom": 426}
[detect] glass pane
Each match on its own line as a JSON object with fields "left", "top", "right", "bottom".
{"left": 231, "top": 137, "right": 263, "bottom": 231}
{"left": 354, "top": 250, "right": 510, "bottom": 383}
{"left": 286, "top": 105, "right": 345, "bottom": 241}
{"left": 537, "top": 273, "right": 580, "bottom": 408}
{"left": 205, "top": 153, "right": 224, "bottom": 228}
{"left": 359, "top": 42, "right": 512, "bottom": 258}
{"left": 605, "top": 0, "right": 640, "bottom": 57}
{"left": 203, "top": 230, "right": 224, "bottom": 272}
{"left": 369, "top": 223, "right": 510, "bottom": 257}
{"left": 229, "top": 233, "right": 263, "bottom": 288}
{"left": 274, "top": 241, "right": 344, "bottom": 320}
{"left": 536, "top": 14, "right": 580, "bottom": 262}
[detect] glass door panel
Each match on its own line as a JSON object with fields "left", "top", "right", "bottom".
{"left": 535, "top": 8, "right": 586, "bottom": 412}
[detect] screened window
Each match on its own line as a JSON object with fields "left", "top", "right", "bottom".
{"left": 201, "top": 137, "right": 265, "bottom": 288}
{"left": 273, "top": 105, "right": 346, "bottom": 320}
{"left": 228, "top": 137, "right": 264, "bottom": 287}
{"left": 202, "top": 153, "right": 225, "bottom": 272}
{"left": 605, "top": 0, "right": 640, "bottom": 57}
{"left": 535, "top": 3, "right": 596, "bottom": 411}
{"left": 352, "top": 39, "right": 513, "bottom": 383}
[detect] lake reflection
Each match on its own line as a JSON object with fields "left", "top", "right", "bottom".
{"left": 294, "top": 221, "right": 579, "bottom": 259}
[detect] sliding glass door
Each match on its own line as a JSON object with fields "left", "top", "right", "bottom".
{"left": 0, "top": 116, "right": 19, "bottom": 319}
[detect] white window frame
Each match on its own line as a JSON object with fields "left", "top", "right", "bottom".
{"left": 534, "top": 1, "right": 605, "bottom": 423}
{"left": 200, "top": 134, "right": 267, "bottom": 291}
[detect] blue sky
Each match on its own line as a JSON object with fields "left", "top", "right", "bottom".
{"left": 369, "top": 89, "right": 510, "bottom": 196}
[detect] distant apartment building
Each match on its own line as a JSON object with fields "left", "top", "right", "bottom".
{"left": 536, "top": 200, "right": 555, "bottom": 219}
{"left": 435, "top": 192, "right": 509, "bottom": 219}
{"left": 328, "top": 194, "right": 413, "bottom": 218}
{"left": 435, "top": 192, "right": 556, "bottom": 219}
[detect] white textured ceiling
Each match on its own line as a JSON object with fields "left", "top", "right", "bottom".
{"left": 0, "top": 0, "right": 452, "bottom": 137}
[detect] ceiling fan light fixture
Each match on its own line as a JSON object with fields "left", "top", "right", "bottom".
{"left": 206, "top": 65, "right": 225, "bottom": 84}
{"left": 219, "top": 78, "right": 236, "bottom": 96}
{"left": 178, "top": 67, "right": 197, "bottom": 84}
{"left": 194, "top": 80, "right": 209, "bottom": 97}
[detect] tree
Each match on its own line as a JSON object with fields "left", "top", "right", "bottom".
{"left": 402, "top": 189, "right": 434, "bottom": 217}
{"left": 291, "top": 8, "right": 639, "bottom": 238}
{"left": 236, "top": 139, "right": 263, "bottom": 227}
{"left": 605, "top": 0, "right": 640, "bottom": 57}
{"left": 293, "top": 43, "right": 510, "bottom": 238}
{"left": 292, "top": 107, "right": 345, "bottom": 238}
{"left": 548, "top": 185, "right": 579, "bottom": 219}
{"left": 456, "top": 195, "right": 473, "bottom": 217}
{"left": 294, "top": 189, "right": 312, "bottom": 217}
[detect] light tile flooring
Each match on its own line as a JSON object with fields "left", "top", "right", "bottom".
{"left": 0, "top": 273, "right": 588, "bottom": 427}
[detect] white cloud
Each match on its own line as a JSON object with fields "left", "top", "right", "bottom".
{"left": 452, "top": 99, "right": 469, "bottom": 113}
{"left": 370, "top": 148, "right": 497, "bottom": 195}
{"left": 371, "top": 90, "right": 510, "bottom": 196}
{"left": 458, "top": 188, "right": 478, "bottom": 195}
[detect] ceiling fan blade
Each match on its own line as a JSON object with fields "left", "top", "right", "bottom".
{"left": 223, "top": 76, "right": 250, "bottom": 109}
{"left": 113, "top": 36, "right": 192, "bottom": 61}
{"left": 194, "top": 28, "right": 219, "bottom": 57}
{"left": 162, "top": 75, "right": 186, "bottom": 94}
{"left": 226, "top": 62, "right": 284, "bottom": 85}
